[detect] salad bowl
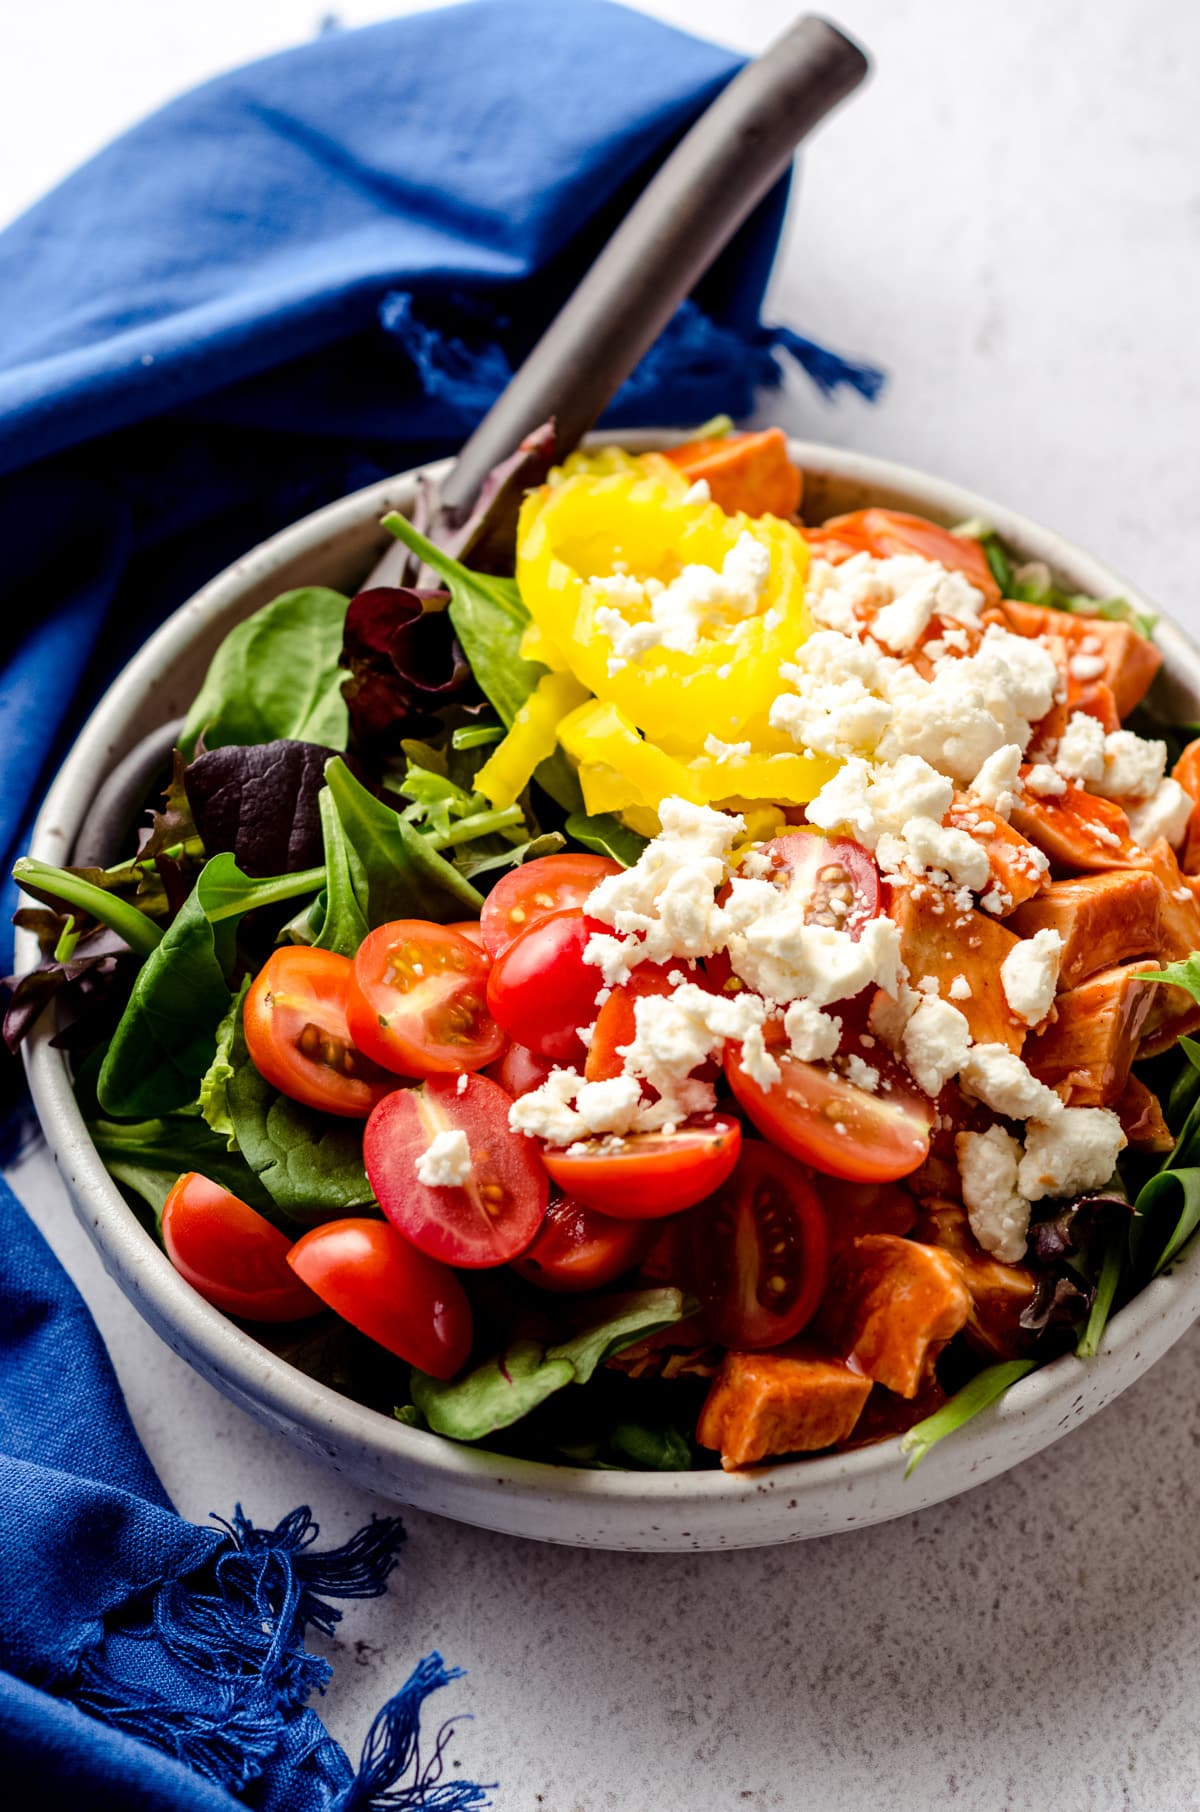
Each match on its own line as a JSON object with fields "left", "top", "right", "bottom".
{"left": 18, "top": 435, "right": 1200, "bottom": 1551}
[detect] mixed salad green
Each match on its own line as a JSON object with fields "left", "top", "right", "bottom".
{"left": 11, "top": 423, "right": 1200, "bottom": 1478}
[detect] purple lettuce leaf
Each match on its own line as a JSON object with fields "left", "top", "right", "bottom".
{"left": 183, "top": 739, "right": 337, "bottom": 877}
{"left": 339, "top": 586, "right": 474, "bottom": 760}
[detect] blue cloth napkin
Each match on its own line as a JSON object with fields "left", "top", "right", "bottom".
{"left": 0, "top": 2, "right": 879, "bottom": 1803}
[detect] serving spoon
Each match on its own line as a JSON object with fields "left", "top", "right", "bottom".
{"left": 368, "top": 12, "right": 870, "bottom": 581}
{"left": 70, "top": 16, "right": 869, "bottom": 865}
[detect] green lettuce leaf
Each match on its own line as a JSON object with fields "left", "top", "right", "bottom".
{"left": 564, "top": 811, "right": 647, "bottom": 869}
{"left": 410, "top": 1287, "right": 685, "bottom": 1441}
{"left": 180, "top": 587, "right": 350, "bottom": 757}
{"left": 324, "top": 756, "right": 483, "bottom": 923}
{"left": 87, "top": 1111, "right": 275, "bottom": 1215}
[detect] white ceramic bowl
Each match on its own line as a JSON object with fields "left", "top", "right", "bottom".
{"left": 19, "top": 437, "right": 1200, "bottom": 1550}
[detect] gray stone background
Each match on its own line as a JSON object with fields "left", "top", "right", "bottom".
{"left": 4, "top": 2, "right": 1199, "bottom": 1807}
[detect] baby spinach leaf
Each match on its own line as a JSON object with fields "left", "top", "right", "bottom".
{"left": 413, "top": 1340, "right": 576, "bottom": 1440}
{"left": 608, "top": 1421, "right": 692, "bottom": 1471}
{"left": 311, "top": 789, "right": 369, "bottom": 959}
{"left": 180, "top": 587, "right": 350, "bottom": 757}
{"left": 900, "top": 1359, "right": 1036, "bottom": 1477}
{"left": 1132, "top": 1166, "right": 1200, "bottom": 1275}
{"left": 105, "top": 1162, "right": 182, "bottom": 1228}
{"left": 546, "top": 1288, "right": 684, "bottom": 1383}
{"left": 409, "top": 1288, "right": 685, "bottom": 1441}
{"left": 194, "top": 851, "right": 326, "bottom": 926}
{"left": 96, "top": 884, "right": 236, "bottom": 1117}
{"left": 12, "top": 857, "right": 163, "bottom": 957}
{"left": 225, "top": 1012, "right": 374, "bottom": 1219}
{"left": 1076, "top": 1218, "right": 1126, "bottom": 1356}
{"left": 324, "top": 757, "right": 483, "bottom": 923}
{"left": 87, "top": 1111, "right": 275, "bottom": 1213}
{"left": 564, "top": 811, "right": 647, "bottom": 869}
{"left": 381, "top": 512, "right": 582, "bottom": 812}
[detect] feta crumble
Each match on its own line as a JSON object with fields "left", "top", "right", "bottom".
{"left": 1017, "top": 1107, "right": 1126, "bottom": 1202}
{"left": 957, "top": 1125, "right": 1030, "bottom": 1263}
{"left": 902, "top": 996, "right": 972, "bottom": 1098}
{"left": 415, "top": 1128, "right": 473, "bottom": 1188}
{"left": 783, "top": 998, "right": 842, "bottom": 1062}
{"left": 999, "top": 929, "right": 1063, "bottom": 1026}
{"left": 592, "top": 530, "right": 771, "bottom": 672}
{"left": 1126, "top": 777, "right": 1195, "bottom": 849}
{"left": 958, "top": 1044, "right": 1062, "bottom": 1121}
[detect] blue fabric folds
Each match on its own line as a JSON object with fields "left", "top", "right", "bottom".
{"left": 0, "top": 2, "right": 879, "bottom": 1803}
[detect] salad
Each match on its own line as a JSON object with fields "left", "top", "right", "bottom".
{"left": 12, "top": 422, "right": 1200, "bottom": 1478}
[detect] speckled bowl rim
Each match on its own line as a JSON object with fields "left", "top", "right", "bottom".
{"left": 19, "top": 436, "right": 1200, "bottom": 1549}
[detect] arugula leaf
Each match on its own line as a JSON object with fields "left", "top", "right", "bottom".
{"left": 224, "top": 1010, "right": 374, "bottom": 1219}
{"left": 900, "top": 1360, "right": 1036, "bottom": 1477}
{"left": 324, "top": 757, "right": 483, "bottom": 923}
{"left": 1137, "top": 954, "right": 1200, "bottom": 1001}
{"left": 409, "top": 1288, "right": 685, "bottom": 1441}
{"left": 564, "top": 811, "right": 648, "bottom": 869}
{"left": 88, "top": 1112, "right": 275, "bottom": 1213}
{"left": 180, "top": 587, "right": 350, "bottom": 757}
{"left": 381, "top": 512, "right": 582, "bottom": 812}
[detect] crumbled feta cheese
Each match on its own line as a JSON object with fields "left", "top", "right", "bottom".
{"left": 957, "top": 1125, "right": 1030, "bottom": 1263}
{"left": 703, "top": 733, "right": 752, "bottom": 761}
{"left": 456, "top": 1073, "right": 468, "bottom": 1095}
{"left": 901, "top": 996, "right": 972, "bottom": 1097}
{"left": 1092, "top": 730, "right": 1167, "bottom": 801}
{"left": 1055, "top": 711, "right": 1106, "bottom": 782}
{"left": 682, "top": 478, "right": 711, "bottom": 505}
{"left": 783, "top": 998, "right": 842, "bottom": 1062}
{"left": 807, "top": 754, "right": 953, "bottom": 851}
{"left": 1017, "top": 1107, "right": 1126, "bottom": 1202}
{"left": 573, "top": 1077, "right": 643, "bottom": 1135}
{"left": 509, "top": 1069, "right": 587, "bottom": 1146}
{"left": 591, "top": 530, "right": 770, "bottom": 669}
{"left": 999, "top": 929, "right": 1063, "bottom": 1026}
{"left": 959, "top": 1044, "right": 1062, "bottom": 1121}
{"left": 415, "top": 1128, "right": 472, "bottom": 1188}
{"left": 948, "top": 974, "right": 972, "bottom": 1001}
{"left": 585, "top": 797, "right": 741, "bottom": 971}
{"left": 620, "top": 982, "right": 779, "bottom": 1100}
{"left": 878, "top": 816, "right": 990, "bottom": 892}
{"left": 1126, "top": 778, "right": 1195, "bottom": 849}
{"left": 722, "top": 887, "right": 903, "bottom": 1006}
{"left": 1025, "top": 763, "right": 1067, "bottom": 797}
{"left": 770, "top": 631, "right": 895, "bottom": 759}
{"left": 844, "top": 1053, "right": 881, "bottom": 1093}
{"left": 970, "top": 744, "right": 1024, "bottom": 819}
{"left": 1069, "top": 651, "right": 1107, "bottom": 682}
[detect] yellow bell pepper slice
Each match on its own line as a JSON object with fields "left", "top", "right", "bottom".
{"left": 516, "top": 470, "right": 811, "bottom": 757}
{"left": 687, "top": 750, "right": 839, "bottom": 805}
{"left": 517, "top": 621, "right": 569, "bottom": 671}
{"left": 557, "top": 699, "right": 705, "bottom": 809}
{"left": 474, "top": 670, "right": 590, "bottom": 809}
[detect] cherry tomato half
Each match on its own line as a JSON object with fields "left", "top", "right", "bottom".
{"left": 347, "top": 919, "right": 503, "bottom": 1078}
{"left": 287, "top": 1218, "right": 472, "bottom": 1377}
{"left": 725, "top": 1031, "right": 933, "bottom": 1183}
{"left": 584, "top": 962, "right": 681, "bottom": 1084}
{"left": 676, "top": 1142, "right": 830, "bottom": 1349}
{"left": 364, "top": 1072, "right": 548, "bottom": 1267}
{"left": 706, "top": 832, "right": 880, "bottom": 995}
{"left": 447, "top": 919, "right": 489, "bottom": 955}
{"left": 486, "top": 907, "right": 607, "bottom": 1064}
{"left": 512, "top": 1195, "right": 651, "bottom": 1293}
{"left": 542, "top": 1113, "right": 743, "bottom": 1219}
{"left": 244, "top": 947, "right": 395, "bottom": 1118}
{"left": 480, "top": 853, "right": 620, "bottom": 959}
{"left": 162, "top": 1173, "right": 322, "bottom": 1323}
{"left": 485, "top": 1040, "right": 556, "bottom": 1100}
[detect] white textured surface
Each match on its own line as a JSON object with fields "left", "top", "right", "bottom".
{"left": 6, "top": 0, "right": 1200, "bottom": 1806}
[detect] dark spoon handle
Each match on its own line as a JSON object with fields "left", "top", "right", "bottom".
{"left": 437, "top": 15, "right": 869, "bottom": 517}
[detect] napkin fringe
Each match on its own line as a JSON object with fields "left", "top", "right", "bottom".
{"left": 65, "top": 1504, "right": 490, "bottom": 1807}
{"left": 380, "top": 290, "right": 884, "bottom": 430}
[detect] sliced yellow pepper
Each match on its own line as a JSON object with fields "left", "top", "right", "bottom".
{"left": 558, "top": 699, "right": 705, "bottom": 810}
{"left": 516, "top": 470, "right": 812, "bottom": 759}
{"left": 687, "top": 749, "right": 839, "bottom": 805}
{"left": 475, "top": 670, "right": 590, "bottom": 809}
{"left": 517, "top": 621, "right": 569, "bottom": 671}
